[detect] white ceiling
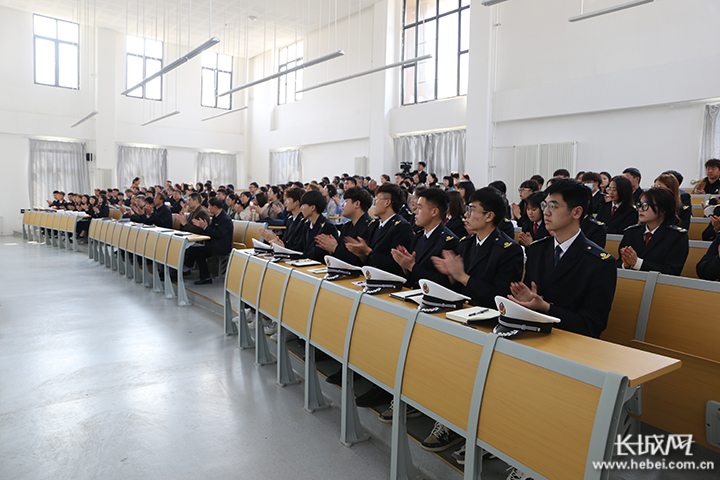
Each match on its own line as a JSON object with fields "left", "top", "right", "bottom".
{"left": 0, "top": 0, "right": 382, "bottom": 58}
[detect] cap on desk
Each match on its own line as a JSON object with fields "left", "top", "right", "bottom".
{"left": 324, "top": 256, "right": 362, "bottom": 281}
{"left": 252, "top": 238, "right": 273, "bottom": 255}
{"left": 361, "top": 267, "right": 406, "bottom": 295}
{"left": 272, "top": 242, "right": 303, "bottom": 259}
{"left": 492, "top": 295, "right": 561, "bottom": 338}
{"left": 417, "top": 279, "right": 470, "bottom": 313}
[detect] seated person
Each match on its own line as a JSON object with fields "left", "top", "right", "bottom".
{"left": 175, "top": 193, "right": 211, "bottom": 234}
{"left": 509, "top": 178, "right": 617, "bottom": 339}
{"left": 183, "top": 197, "right": 234, "bottom": 285}
{"left": 596, "top": 175, "right": 639, "bottom": 233}
{"left": 433, "top": 187, "right": 524, "bottom": 308}
{"left": 129, "top": 195, "right": 152, "bottom": 223}
{"left": 262, "top": 187, "right": 307, "bottom": 248}
{"left": 623, "top": 167, "right": 644, "bottom": 203}
{"left": 143, "top": 193, "right": 173, "bottom": 229}
{"left": 315, "top": 186, "right": 375, "bottom": 265}
{"left": 345, "top": 183, "right": 413, "bottom": 278}
{"left": 654, "top": 173, "right": 691, "bottom": 230}
{"left": 617, "top": 186, "right": 689, "bottom": 276}
{"left": 692, "top": 158, "right": 720, "bottom": 194}
{"left": 518, "top": 191, "right": 548, "bottom": 246}
{"left": 169, "top": 190, "right": 185, "bottom": 214}
{"left": 696, "top": 234, "right": 720, "bottom": 281}
{"left": 580, "top": 171, "right": 605, "bottom": 214}
{"left": 444, "top": 190, "right": 466, "bottom": 237}
{"left": 702, "top": 203, "right": 720, "bottom": 242}
{"left": 511, "top": 179, "right": 539, "bottom": 230}
{"left": 390, "top": 187, "right": 459, "bottom": 288}
{"left": 581, "top": 215, "right": 607, "bottom": 248}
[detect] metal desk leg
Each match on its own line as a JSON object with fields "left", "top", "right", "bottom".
{"left": 237, "top": 303, "right": 254, "bottom": 349}
{"left": 304, "top": 344, "right": 329, "bottom": 413}
{"left": 277, "top": 326, "right": 299, "bottom": 387}
{"left": 223, "top": 291, "right": 238, "bottom": 335}
{"left": 390, "top": 399, "right": 416, "bottom": 480}
{"left": 255, "top": 316, "right": 275, "bottom": 366}
{"left": 340, "top": 366, "right": 369, "bottom": 446}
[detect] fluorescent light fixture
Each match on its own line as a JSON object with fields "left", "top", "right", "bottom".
{"left": 141, "top": 110, "right": 180, "bottom": 126}
{"left": 201, "top": 105, "right": 248, "bottom": 121}
{"left": 569, "top": 0, "right": 654, "bottom": 22}
{"left": 122, "top": 37, "right": 220, "bottom": 96}
{"left": 217, "top": 50, "right": 345, "bottom": 97}
{"left": 70, "top": 110, "right": 98, "bottom": 128}
{"left": 297, "top": 55, "right": 432, "bottom": 94}
{"left": 481, "top": 0, "right": 510, "bottom": 6}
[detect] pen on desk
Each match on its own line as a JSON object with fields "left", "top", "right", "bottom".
{"left": 467, "top": 308, "right": 490, "bottom": 317}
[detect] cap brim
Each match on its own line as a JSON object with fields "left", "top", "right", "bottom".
{"left": 492, "top": 323, "right": 524, "bottom": 338}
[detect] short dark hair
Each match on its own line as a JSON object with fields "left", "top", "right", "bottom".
{"left": 417, "top": 187, "right": 449, "bottom": 218}
{"left": 544, "top": 178, "right": 592, "bottom": 219}
{"left": 530, "top": 174, "right": 545, "bottom": 187}
{"left": 580, "top": 171, "right": 602, "bottom": 184}
{"left": 553, "top": 169, "right": 570, "bottom": 178}
{"left": 610, "top": 175, "right": 633, "bottom": 206}
{"left": 443, "top": 175, "right": 454, "bottom": 188}
{"left": 418, "top": 161, "right": 426, "bottom": 168}
{"left": 249, "top": 182, "right": 259, "bottom": 188}
{"left": 208, "top": 197, "right": 224, "bottom": 209}
{"left": 641, "top": 186, "right": 678, "bottom": 225}
{"left": 269, "top": 185, "right": 283, "bottom": 201}
{"left": 520, "top": 179, "right": 540, "bottom": 192}
{"left": 155, "top": 192, "right": 166, "bottom": 202}
{"left": 525, "top": 191, "right": 547, "bottom": 210}
{"left": 488, "top": 180, "right": 507, "bottom": 195}
{"left": 375, "top": 183, "right": 404, "bottom": 214}
{"left": 188, "top": 193, "right": 201, "bottom": 203}
{"left": 662, "top": 170, "right": 684, "bottom": 185}
{"left": 380, "top": 174, "right": 391, "bottom": 183}
{"left": 342, "top": 186, "right": 372, "bottom": 212}
{"left": 469, "top": 187, "right": 507, "bottom": 227}
{"left": 326, "top": 183, "right": 337, "bottom": 198}
{"left": 132, "top": 177, "right": 140, "bottom": 183}
{"left": 705, "top": 159, "right": 720, "bottom": 170}
{"left": 284, "top": 187, "right": 304, "bottom": 203}
{"left": 345, "top": 177, "right": 358, "bottom": 187}
{"left": 300, "top": 190, "right": 326, "bottom": 213}
{"left": 456, "top": 181, "right": 475, "bottom": 204}
{"left": 622, "top": 167, "right": 642, "bottom": 180}
{"left": 254, "top": 192, "right": 267, "bottom": 208}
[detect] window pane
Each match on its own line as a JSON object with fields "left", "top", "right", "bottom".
{"left": 279, "top": 47, "right": 287, "bottom": 66}
{"left": 460, "top": 9, "right": 470, "bottom": 52}
{"left": 201, "top": 68, "right": 216, "bottom": 107}
{"left": 419, "top": 0, "right": 436, "bottom": 21}
{"left": 402, "top": 65, "right": 415, "bottom": 105}
{"left": 35, "top": 38, "right": 56, "bottom": 85}
{"left": 146, "top": 77, "right": 162, "bottom": 100}
{"left": 417, "top": 57, "right": 435, "bottom": 102}
{"left": 404, "top": 26, "right": 416, "bottom": 60}
{"left": 405, "top": 0, "right": 417, "bottom": 26}
{"left": 437, "top": 15, "right": 458, "bottom": 99}
{"left": 126, "top": 35, "right": 144, "bottom": 55}
{"left": 439, "top": 0, "right": 458, "bottom": 15}
{"left": 218, "top": 53, "right": 232, "bottom": 72}
{"left": 461, "top": 0, "right": 469, "bottom": 6}
{"left": 34, "top": 16, "right": 56, "bottom": 39}
{"left": 58, "top": 43, "right": 78, "bottom": 88}
{"left": 145, "top": 39, "right": 163, "bottom": 59}
{"left": 57, "top": 21, "right": 78, "bottom": 43}
{"left": 126, "top": 55, "right": 144, "bottom": 97}
{"left": 459, "top": 52, "right": 468, "bottom": 96}
{"left": 295, "top": 69, "right": 303, "bottom": 101}
{"left": 202, "top": 51, "right": 216, "bottom": 69}
{"left": 217, "top": 72, "right": 231, "bottom": 109}
{"left": 417, "top": 19, "right": 436, "bottom": 57}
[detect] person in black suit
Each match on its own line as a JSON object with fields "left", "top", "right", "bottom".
{"left": 144, "top": 193, "right": 173, "bottom": 229}
{"left": 443, "top": 190, "right": 466, "bottom": 237}
{"left": 183, "top": 197, "right": 234, "bottom": 284}
{"left": 508, "top": 178, "right": 617, "bottom": 339}
{"left": 654, "top": 173, "right": 692, "bottom": 230}
{"left": 518, "top": 191, "right": 548, "bottom": 246}
{"left": 346, "top": 183, "right": 413, "bottom": 278}
{"left": 662, "top": 170, "right": 691, "bottom": 207}
{"left": 315, "top": 187, "right": 375, "bottom": 265}
{"left": 696, "top": 235, "right": 720, "bottom": 281}
{"left": 581, "top": 171, "right": 605, "bottom": 214}
{"left": 390, "top": 187, "right": 459, "bottom": 288}
{"left": 433, "top": 187, "right": 524, "bottom": 308}
{"left": 581, "top": 216, "right": 607, "bottom": 248}
{"left": 511, "top": 179, "right": 539, "bottom": 230}
{"left": 617, "top": 186, "right": 689, "bottom": 276}
{"left": 260, "top": 187, "right": 306, "bottom": 248}
{"left": 623, "top": 167, "right": 644, "bottom": 204}
{"left": 596, "top": 175, "right": 639, "bottom": 234}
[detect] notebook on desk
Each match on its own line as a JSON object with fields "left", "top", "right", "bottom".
{"left": 446, "top": 307, "right": 501, "bottom": 324}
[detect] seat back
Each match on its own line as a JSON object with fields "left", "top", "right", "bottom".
{"left": 42, "top": 213, "right": 54, "bottom": 228}
{"left": 680, "top": 240, "right": 711, "bottom": 279}
{"left": 65, "top": 216, "right": 76, "bottom": 232}
{"left": 690, "top": 194, "right": 708, "bottom": 205}
{"left": 23, "top": 211, "right": 31, "bottom": 225}
{"left": 309, "top": 282, "right": 358, "bottom": 359}
{"left": 688, "top": 218, "right": 709, "bottom": 241}
{"left": 605, "top": 234, "right": 622, "bottom": 259}
{"left": 240, "top": 255, "right": 268, "bottom": 308}
{"left": 258, "top": 262, "right": 293, "bottom": 320}
{"left": 110, "top": 222, "right": 122, "bottom": 247}
{"left": 118, "top": 223, "right": 131, "bottom": 250}
{"left": 173, "top": 216, "right": 181, "bottom": 230}
{"left": 601, "top": 269, "right": 648, "bottom": 346}
{"left": 144, "top": 230, "right": 159, "bottom": 258}
{"left": 126, "top": 226, "right": 140, "bottom": 253}
{"left": 280, "top": 270, "right": 321, "bottom": 336}
{"left": 225, "top": 251, "right": 248, "bottom": 295}
{"left": 51, "top": 215, "right": 61, "bottom": 230}
{"left": 233, "top": 221, "right": 249, "bottom": 249}
{"left": 110, "top": 209, "right": 122, "bottom": 220}
{"left": 692, "top": 205, "right": 704, "bottom": 217}
{"left": 97, "top": 221, "right": 109, "bottom": 243}
{"left": 58, "top": 215, "right": 69, "bottom": 231}
{"left": 243, "top": 222, "right": 267, "bottom": 246}
{"left": 33, "top": 212, "right": 44, "bottom": 226}
{"left": 88, "top": 219, "right": 98, "bottom": 240}
{"left": 134, "top": 229, "right": 148, "bottom": 255}
{"left": 165, "top": 236, "right": 186, "bottom": 269}
{"left": 154, "top": 233, "right": 170, "bottom": 262}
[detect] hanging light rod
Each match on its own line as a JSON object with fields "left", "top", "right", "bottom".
{"left": 481, "top": 0, "right": 510, "bottom": 6}
{"left": 201, "top": 106, "right": 248, "bottom": 121}
{"left": 141, "top": 110, "right": 180, "bottom": 126}
{"left": 569, "top": 0, "right": 654, "bottom": 22}
{"left": 217, "top": 50, "right": 345, "bottom": 97}
{"left": 297, "top": 55, "right": 432, "bottom": 94}
{"left": 121, "top": 37, "right": 220, "bottom": 96}
{"left": 70, "top": 110, "right": 99, "bottom": 128}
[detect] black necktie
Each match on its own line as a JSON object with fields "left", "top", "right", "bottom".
{"left": 554, "top": 245, "right": 562, "bottom": 266}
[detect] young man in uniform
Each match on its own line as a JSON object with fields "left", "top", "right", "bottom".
{"left": 315, "top": 186, "right": 375, "bottom": 265}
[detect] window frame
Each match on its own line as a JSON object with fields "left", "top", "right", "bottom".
{"left": 33, "top": 14, "right": 80, "bottom": 90}
{"left": 277, "top": 41, "right": 304, "bottom": 106}
{"left": 200, "top": 52, "right": 233, "bottom": 110}
{"left": 401, "top": 0, "right": 470, "bottom": 106}
{"left": 125, "top": 35, "right": 164, "bottom": 101}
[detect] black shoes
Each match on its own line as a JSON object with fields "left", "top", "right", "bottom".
{"left": 194, "top": 278, "right": 212, "bottom": 285}
{"left": 355, "top": 386, "right": 392, "bottom": 408}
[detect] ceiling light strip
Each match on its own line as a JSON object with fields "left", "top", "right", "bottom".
{"left": 70, "top": 110, "right": 99, "bottom": 128}
{"left": 568, "top": 0, "right": 654, "bottom": 22}
{"left": 201, "top": 106, "right": 248, "bottom": 121}
{"left": 481, "top": 0, "right": 510, "bottom": 6}
{"left": 141, "top": 110, "right": 180, "bottom": 126}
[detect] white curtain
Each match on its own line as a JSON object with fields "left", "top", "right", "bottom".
{"left": 196, "top": 152, "right": 238, "bottom": 187}
{"left": 28, "top": 139, "right": 90, "bottom": 208}
{"left": 699, "top": 104, "right": 720, "bottom": 180}
{"left": 117, "top": 145, "right": 168, "bottom": 189}
{"left": 269, "top": 148, "right": 302, "bottom": 185}
{"left": 393, "top": 130, "right": 466, "bottom": 178}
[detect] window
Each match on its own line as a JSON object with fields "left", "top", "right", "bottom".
{"left": 33, "top": 15, "right": 79, "bottom": 89}
{"left": 401, "top": 0, "right": 470, "bottom": 105}
{"left": 126, "top": 35, "right": 163, "bottom": 100}
{"left": 201, "top": 52, "right": 232, "bottom": 109}
{"left": 278, "top": 41, "right": 303, "bottom": 105}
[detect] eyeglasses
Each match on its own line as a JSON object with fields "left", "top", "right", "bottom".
{"left": 374, "top": 196, "right": 391, "bottom": 204}
{"left": 540, "top": 201, "right": 568, "bottom": 212}
{"left": 635, "top": 202, "right": 656, "bottom": 211}
{"left": 465, "top": 205, "right": 490, "bottom": 216}
{"left": 518, "top": 188, "right": 533, "bottom": 193}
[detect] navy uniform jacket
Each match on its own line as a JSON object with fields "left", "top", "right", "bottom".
{"left": 678, "top": 204, "right": 691, "bottom": 230}
{"left": 204, "top": 209, "right": 234, "bottom": 257}
{"left": 332, "top": 213, "right": 375, "bottom": 266}
{"left": 617, "top": 223, "right": 689, "bottom": 276}
{"left": 702, "top": 223, "right": 718, "bottom": 242}
{"left": 680, "top": 190, "right": 691, "bottom": 207}
{"left": 454, "top": 229, "right": 523, "bottom": 308}
{"left": 522, "top": 220, "right": 549, "bottom": 241}
{"left": 146, "top": 204, "right": 173, "bottom": 229}
{"left": 591, "top": 190, "right": 605, "bottom": 214}
{"left": 366, "top": 214, "right": 414, "bottom": 277}
{"left": 296, "top": 218, "right": 339, "bottom": 262}
{"left": 581, "top": 216, "right": 607, "bottom": 248}
{"left": 524, "top": 232, "right": 617, "bottom": 338}
{"left": 282, "top": 212, "right": 306, "bottom": 251}
{"left": 406, "top": 224, "right": 459, "bottom": 288}
{"left": 596, "top": 202, "right": 639, "bottom": 234}
{"left": 696, "top": 235, "right": 720, "bottom": 281}
{"left": 444, "top": 216, "right": 465, "bottom": 238}
{"left": 498, "top": 217, "right": 515, "bottom": 239}
{"left": 632, "top": 187, "right": 644, "bottom": 204}
{"left": 399, "top": 205, "right": 414, "bottom": 224}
